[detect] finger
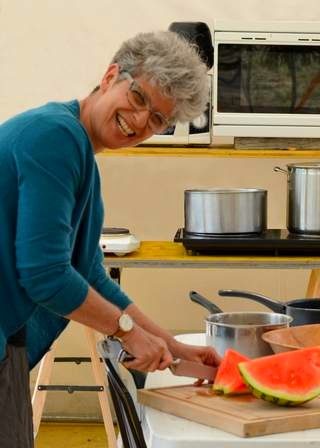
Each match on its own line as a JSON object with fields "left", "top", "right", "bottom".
{"left": 193, "top": 378, "right": 204, "bottom": 387}
{"left": 158, "top": 352, "right": 173, "bottom": 370}
{"left": 122, "top": 358, "right": 151, "bottom": 371}
{"left": 123, "top": 357, "right": 161, "bottom": 372}
{"left": 203, "top": 351, "right": 221, "bottom": 366}
{"left": 128, "top": 353, "right": 171, "bottom": 372}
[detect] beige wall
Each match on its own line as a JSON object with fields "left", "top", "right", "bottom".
{"left": 1, "top": 0, "right": 319, "bottom": 419}
{"left": 98, "top": 153, "right": 312, "bottom": 330}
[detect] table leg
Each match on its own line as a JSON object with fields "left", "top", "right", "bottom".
{"left": 84, "top": 327, "right": 118, "bottom": 448}
{"left": 306, "top": 269, "right": 320, "bottom": 298}
{"left": 32, "top": 328, "right": 118, "bottom": 447}
{"left": 31, "top": 345, "right": 56, "bottom": 437}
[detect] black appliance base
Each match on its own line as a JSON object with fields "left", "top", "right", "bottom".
{"left": 174, "top": 228, "right": 320, "bottom": 256}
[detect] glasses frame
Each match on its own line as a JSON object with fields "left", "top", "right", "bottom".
{"left": 121, "top": 71, "right": 172, "bottom": 132}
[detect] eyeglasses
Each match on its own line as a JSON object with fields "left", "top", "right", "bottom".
{"left": 121, "top": 71, "right": 171, "bottom": 132}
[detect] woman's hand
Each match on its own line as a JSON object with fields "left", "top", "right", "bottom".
{"left": 120, "top": 325, "right": 173, "bottom": 372}
{"left": 171, "top": 340, "right": 221, "bottom": 365}
{"left": 169, "top": 340, "right": 221, "bottom": 385}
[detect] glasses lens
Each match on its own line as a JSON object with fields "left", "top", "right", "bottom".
{"left": 129, "top": 84, "right": 147, "bottom": 108}
{"left": 125, "top": 75, "right": 169, "bottom": 131}
{"left": 149, "top": 112, "right": 167, "bottom": 130}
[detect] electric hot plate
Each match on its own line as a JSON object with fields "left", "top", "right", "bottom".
{"left": 174, "top": 228, "right": 320, "bottom": 256}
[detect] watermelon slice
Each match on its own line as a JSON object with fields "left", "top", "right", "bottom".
{"left": 239, "top": 347, "right": 320, "bottom": 406}
{"left": 213, "top": 349, "right": 250, "bottom": 395}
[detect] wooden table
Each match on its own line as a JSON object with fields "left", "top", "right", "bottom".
{"left": 104, "top": 241, "right": 320, "bottom": 297}
{"left": 141, "top": 333, "right": 320, "bottom": 447}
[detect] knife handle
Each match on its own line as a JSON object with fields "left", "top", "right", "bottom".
{"left": 118, "top": 348, "right": 135, "bottom": 363}
{"left": 168, "top": 358, "right": 181, "bottom": 373}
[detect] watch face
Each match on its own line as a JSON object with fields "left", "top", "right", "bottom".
{"left": 119, "top": 313, "right": 133, "bottom": 332}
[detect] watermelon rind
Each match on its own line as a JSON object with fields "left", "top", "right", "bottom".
{"left": 239, "top": 362, "right": 320, "bottom": 406}
{"left": 213, "top": 383, "right": 248, "bottom": 395}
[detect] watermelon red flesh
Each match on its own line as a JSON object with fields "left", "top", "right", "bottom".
{"left": 238, "top": 347, "right": 320, "bottom": 406}
{"left": 213, "top": 349, "right": 250, "bottom": 395}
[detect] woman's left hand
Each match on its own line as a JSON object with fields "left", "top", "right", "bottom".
{"left": 169, "top": 340, "right": 221, "bottom": 385}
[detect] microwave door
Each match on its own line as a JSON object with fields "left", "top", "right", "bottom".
{"left": 214, "top": 42, "right": 320, "bottom": 129}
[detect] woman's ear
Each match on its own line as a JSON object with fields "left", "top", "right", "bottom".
{"left": 100, "top": 63, "right": 120, "bottom": 92}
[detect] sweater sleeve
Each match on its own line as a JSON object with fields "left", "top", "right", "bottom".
{"left": 88, "top": 246, "right": 132, "bottom": 310}
{"left": 14, "top": 120, "right": 90, "bottom": 315}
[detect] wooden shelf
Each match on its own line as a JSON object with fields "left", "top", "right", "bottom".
{"left": 103, "top": 241, "right": 320, "bottom": 269}
{"left": 100, "top": 147, "right": 320, "bottom": 158}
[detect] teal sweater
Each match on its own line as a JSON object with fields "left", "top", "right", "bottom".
{"left": 0, "top": 100, "right": 132, "bottom": 368}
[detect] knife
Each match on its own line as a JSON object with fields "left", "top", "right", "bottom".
{"left": 117, "top": 345, "right": 217, "bottom": 381}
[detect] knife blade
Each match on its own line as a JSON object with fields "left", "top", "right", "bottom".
{"left": 117, "top": 347, "right": 217, "bottom": 381}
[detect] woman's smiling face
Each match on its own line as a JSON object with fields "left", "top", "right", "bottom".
{"left": 88, "top": 64, "right": 175, "bottom": 150}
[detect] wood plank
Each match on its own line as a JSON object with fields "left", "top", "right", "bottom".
{"left": 32, "top": 346, "right": 56, "bottom": 437}
{"left": 84, "top": 328, "right": 117, "bottom": 448}
{"left": 138, "top": 384, "right": 320, "bottom": 438}
{"left": 98, "top": 147, "right": 320, "bottom": 158}
{"left": 306, "top": 269, "right": 320, "bottom": 298}
{"left": 234, "top": 137, "right": 320, "bottom": 150}
{"left": 103, "top": 241, "right": 320, "bottom": 269}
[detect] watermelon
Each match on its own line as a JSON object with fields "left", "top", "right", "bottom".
{"left": 238, "top": 347, "right": 320, "bottom": 406}
{"left": 213, "top": 349, "right": 250, "bottom": 395}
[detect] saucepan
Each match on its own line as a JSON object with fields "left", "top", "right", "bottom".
{"left": 218, "top": 289, "right": 320, "bottom": 327}
{"left": 189, "top": 291, "right": 292, "bottom": 358}
{"left": 274, "top": 162, "right": 320, "bottom": 235}
{"left": 184, "top": 188, "right": 267, "bottom": 235}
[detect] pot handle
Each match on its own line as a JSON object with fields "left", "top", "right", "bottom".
{"left": 189, "top": 291, "right": 223, "bottom": 314}
{"left": 218, "top": 289, "right": 286, "bottom": 313}
{"left": 273, "top": 166, "right": 288, "bottom": 175}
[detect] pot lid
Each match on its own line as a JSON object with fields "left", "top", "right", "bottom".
{"left": 287, "top": 162, "right": 320, "bottom": 169}
{"left": 184, "top": 188, "right": 266, "bottom": 194}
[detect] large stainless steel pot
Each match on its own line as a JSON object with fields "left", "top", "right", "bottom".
{"left": 274, "top": 162, "right": 320, "bottom": 235}
{"left": 184, "top": 188, "right": 267, "bottom": 235}
{"left": 189, "top": 291, "right": 292, "bottom": 357}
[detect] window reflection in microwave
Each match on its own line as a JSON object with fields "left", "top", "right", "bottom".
{"left": 217, "top": 44, "right": 320, "bottom": 114}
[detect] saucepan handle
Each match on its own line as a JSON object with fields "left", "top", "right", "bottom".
{"left": 218, "top": 289, "right": 286, "bottom": 313}
{"left": 273, "top": 166, "right": 288, "bottom": 175}
{"left": 189, "top": 290, "right": 223, "bottom": 314}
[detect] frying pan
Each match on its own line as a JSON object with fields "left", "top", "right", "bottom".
{"left": 218, "top": 289, "right": 320, "bottom": 326}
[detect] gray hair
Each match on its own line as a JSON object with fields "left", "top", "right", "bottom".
{"left": 111, "top": 31, "right": 209, "bottom": 123}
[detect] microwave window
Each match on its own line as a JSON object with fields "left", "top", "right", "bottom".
{"left": 217, "top": 44, "right": 320, "bottom": 114}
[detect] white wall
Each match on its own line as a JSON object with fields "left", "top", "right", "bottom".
{"left": 1, "top": 0, "right": 319, "bottom": 419}
{"left": 1, "top": 0, "right": 320, "bottom": 120}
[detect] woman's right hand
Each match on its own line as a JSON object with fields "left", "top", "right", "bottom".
{"left": 120, "top": 325, "right": 173, "bottom": 372}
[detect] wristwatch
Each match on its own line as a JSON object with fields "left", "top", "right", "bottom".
{"left": 112, "top": 313, "right": 134, "bottom": 339}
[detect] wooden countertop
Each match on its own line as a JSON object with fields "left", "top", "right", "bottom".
{"left": 103, "top": 241, "right": 320, "bottom": 269}
{"left": 99, "top": 147, "right": 320, "bottom": 158}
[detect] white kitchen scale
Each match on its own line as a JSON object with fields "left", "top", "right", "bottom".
{"left": 100, "top": 227, "right": 140, "bottom": 256}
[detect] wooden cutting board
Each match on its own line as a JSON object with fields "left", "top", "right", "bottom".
{"left": 137, "top": 384, "right": 320, "bottom": 437}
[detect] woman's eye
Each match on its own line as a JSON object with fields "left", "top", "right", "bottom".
{"left": 150, "top": 113, "right": 164, "bottom": 128}
{"left": 131, "top": 90, "right": 146, "bottom": 107}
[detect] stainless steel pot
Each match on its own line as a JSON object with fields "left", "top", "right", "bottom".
{"left": 274, "top": 162, "right": 320, "bottom": 235}
{"left": 189, "top": 291, "right": 292, "bottom": 357}
{"left": 184, "top": 188, "right": 267, "bottom": 235}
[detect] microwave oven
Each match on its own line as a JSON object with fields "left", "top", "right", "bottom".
{"left": 212, "top": 21, "right": 320, "bottom": 138}
{"left": 141, "top": 74, "right": 212, "bottom": 146}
